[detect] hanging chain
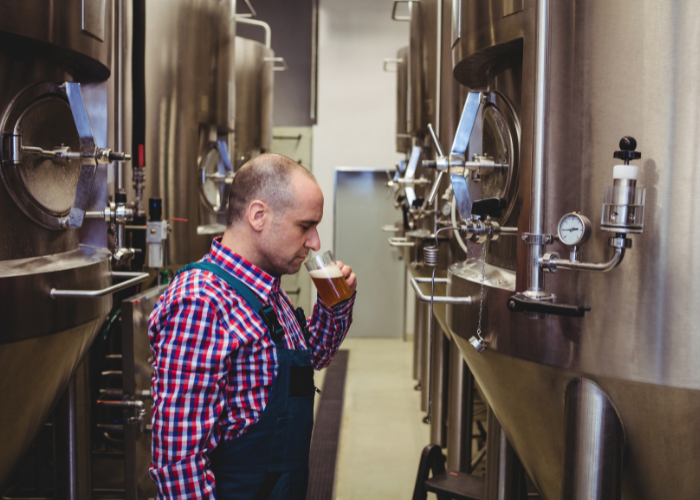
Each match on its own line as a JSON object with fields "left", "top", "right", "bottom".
{"left": 476, "top": 243, "right": 487, "bottom": 342}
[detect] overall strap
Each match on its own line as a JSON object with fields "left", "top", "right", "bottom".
{"left": 178, "top": 261, "right": 285, "bottom": 342}
{"left": 279, "top": 293, "right": 311, "bottom": 346}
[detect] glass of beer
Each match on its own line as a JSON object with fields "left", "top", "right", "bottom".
{"left": 305, "top": 250, "right": 352, "bottom": 307}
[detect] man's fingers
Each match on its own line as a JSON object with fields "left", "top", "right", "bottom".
{"left": 346, "top": 272, "right": 357, "bottom": 292}
{"left": 336, "top": 261, "right": 352, "bottom": 279}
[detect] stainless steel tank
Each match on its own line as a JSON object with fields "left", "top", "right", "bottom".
{"left": 141, "top": 0, "right": 235, "bottom": 268}
{"left": 446, "top": 1, "right": 700, "bottom": 499}
{"left": 233, "top": 36, "right": 274, "bottom": 166}
{"left": 0, "top": 1, "right": 115, "bottom": 488}
{"left": 395, "top": 46, "right": 411, "bottom": 154}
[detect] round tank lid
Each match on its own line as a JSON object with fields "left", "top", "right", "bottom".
{"left": 613, "top": 164, "right": 639, "bottom": 180}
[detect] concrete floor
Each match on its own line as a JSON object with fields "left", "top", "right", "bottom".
{"left": 331, "top": 338, "right": 434, "bottom": 500}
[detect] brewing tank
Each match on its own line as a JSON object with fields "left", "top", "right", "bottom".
{"left": 0, "top": 1, "right": 114, "bottom": 488}
{"left": 141, "top": 0, "right": 235, "bottom": 268}
{"left": 446, "top": 1, "right": 700, "bottom": 499}
{"left": 395, "top": 46, "right": 411, "bottom": 154}
{"left": 233, "top": 36, "right": 274, "bottom": 166}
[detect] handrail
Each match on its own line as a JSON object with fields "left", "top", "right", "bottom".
{"left": 51, "top": 271, "right": 150, "bottom": 299}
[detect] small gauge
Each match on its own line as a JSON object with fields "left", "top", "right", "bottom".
{"left": 441, "top": 203, "right": 452, "bottom": 216}
{"left": 557, "top": 213, "right": 592, "bottom": 246}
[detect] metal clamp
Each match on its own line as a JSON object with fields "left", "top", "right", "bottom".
{"left": 264, "top": 56, "right": 288, "bottom": 72}
{"left": 391, "top": 0, "right": 413, "bottom": 21}
{"left": 410, "top": 277, "right": 473, "bottom": 304}
{"left": 383, "top": 58, "right": 403, "bottom": 72}
{"left": 388, "top": 236, "right": 415, "bottom": 248}
{"left": 50, "top": 271, "right": 149, "bottom": 299}
{"left": 521, "top": 232, "right": 554, "bottom": 245}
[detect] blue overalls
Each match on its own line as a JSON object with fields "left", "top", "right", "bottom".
{"left": 179, "top": 262, "right": 315, "bottom": 500}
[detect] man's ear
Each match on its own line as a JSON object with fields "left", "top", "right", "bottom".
{"left": 247, "top": 200, "right": 268, "bottom": 232}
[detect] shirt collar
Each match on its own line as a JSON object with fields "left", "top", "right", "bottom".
{"left": 206, "top": 237, "right": 281, "bottom": 302}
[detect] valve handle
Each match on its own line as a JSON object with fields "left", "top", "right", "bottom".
{"left": 613, "top": 136, "right": 641, "bottom": 163}
{"left": 471, "top": 197, "right": 507, "bottom": 218}
{"left": 507, "top": 293, "right": 590, "bottom": 318}
{"left": 427, "top": 123, "right": 444, "bottom": 158}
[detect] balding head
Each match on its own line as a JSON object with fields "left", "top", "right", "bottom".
{"left": 227, "top": 153, "right": 316, "bottom": 226}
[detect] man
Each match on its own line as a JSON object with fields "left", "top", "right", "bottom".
{"left": 149, "top": 154, "right": 356, "bottom": 499}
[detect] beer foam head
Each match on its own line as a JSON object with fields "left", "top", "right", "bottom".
{"left": 309, "top": 264, "right": 343, "bottom": 279}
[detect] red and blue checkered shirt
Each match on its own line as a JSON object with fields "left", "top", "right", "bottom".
{"left": 148, "top": 237, "right": 355, "bottom": 498}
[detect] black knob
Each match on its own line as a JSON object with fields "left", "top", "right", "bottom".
{"left": 613, "top": 136, "right": 641, "bottom": 162}
{"left": 471, "top": 197, "right": 507, "bottom": 218}
{"left": 619, "top": 136, "right": 637, "bottom": 151}
{"left": 149, "top": 198, "right": 162, "bottom": 221}
{"left": 115, "top": 191, "right": 127, "bottom": 204}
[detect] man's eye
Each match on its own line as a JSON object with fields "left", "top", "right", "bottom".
{"left": 301, "top": 225, "right": 310, "bottom": 232}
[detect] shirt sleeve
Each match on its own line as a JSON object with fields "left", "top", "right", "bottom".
{"left": 149, "top": 295, "right": 232, "bottom": 499}
{"left": 306, "top": 292, "right": 356, "bottom": 369}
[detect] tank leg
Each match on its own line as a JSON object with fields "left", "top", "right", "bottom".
{"left": 562, "top": 378, "right": 624, "bottom": 500}
{"left": 484, "top": 407, "right": 528, "bottom": 500}
{"left": 429, "top": 324, "right": 449, "bottom": 446}
{"left": 413, "top": 290, "right": 424, "bottom": 388}
{"left": 446, "top": 337, "right": 473, "bottom": 471}
{"left": 54, "top": 358, "right": 92, "bottom": 500}
{"left": 419, "top": 300, "right": 430, "bottom": 412}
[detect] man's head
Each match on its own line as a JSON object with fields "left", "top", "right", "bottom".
{"left": 223, "top": 153, "right": 323, "bottom": 276}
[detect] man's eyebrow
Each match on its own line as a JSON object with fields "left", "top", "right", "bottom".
{"left": 300, "top": 219, "right": 320, "bottom": 225}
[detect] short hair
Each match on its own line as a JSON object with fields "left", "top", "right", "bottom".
{"left": 227, "top": 153, "right": 316, "bottom": 226}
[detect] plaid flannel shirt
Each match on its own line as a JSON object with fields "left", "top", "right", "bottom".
{"left": 148, "top": 238, "right": 355, "bottom": 498}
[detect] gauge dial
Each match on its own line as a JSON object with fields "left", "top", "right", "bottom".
{"left": 557, "top": 213, "right": 592, "bottom": 246}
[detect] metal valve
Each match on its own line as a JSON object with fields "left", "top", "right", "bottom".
{"left": 59, "top": 82, "right": 131, "bottom": 229}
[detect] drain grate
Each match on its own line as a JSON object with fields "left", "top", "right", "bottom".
{"left": 307, "top": 349, "right": 349, "bottom": 500}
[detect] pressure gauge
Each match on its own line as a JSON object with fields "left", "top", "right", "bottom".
{"left": 557, "top": 213, "right": 592, "bottom": 246}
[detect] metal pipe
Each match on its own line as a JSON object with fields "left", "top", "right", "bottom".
{"left": 549, "top": 248, "right": 624, "bottom": 273}
{"left": 236, "top": 17, "right": 272, "bottom": 48}
{"left": 50, "top": 271, "right": 149, "bottom": 299}
{"left": 499, "top": 226, "right": 519, "bottom": 235}
{"left": 527, "top": 0, "right": 551, "bottom": 295}
{"left": 562, "top": 378, "right": 624, "bottom": 500}
{"left": 388, "top": 236, "right": 415, "bottom": 248}
{"left": 115, "top": 0, "right": 125, "bottom": 192}
{"left": 435, "top": 0, "right": 442, "bottom": 139}
{"left": 410, "top": 277, "right": 474, "bottom": 304}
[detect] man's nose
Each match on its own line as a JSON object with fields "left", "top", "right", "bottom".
{"left": 306, "top": 228, "right": 321, "bottom": 251}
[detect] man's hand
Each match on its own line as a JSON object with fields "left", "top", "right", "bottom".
{"left": 336, "top": 261, "right": 357, "bottom": 293}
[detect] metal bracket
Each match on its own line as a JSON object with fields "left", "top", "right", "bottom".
{"left": 521, "top": 232, "right": 554, "bottom": 245}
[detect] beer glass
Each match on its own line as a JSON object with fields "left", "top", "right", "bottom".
{"left": 305, "top": 250, "right": 352, "bottom": 307}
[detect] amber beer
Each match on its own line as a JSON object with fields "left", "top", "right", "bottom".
{"left": 305, "top": 250, "right": 352, "bottom": 307}
{"left": 309, "top": 265, "right": 352, "bottom": 307}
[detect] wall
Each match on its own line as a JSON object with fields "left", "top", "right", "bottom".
{"left": 313, "top": 0, "right": 408, "bottom": 263}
